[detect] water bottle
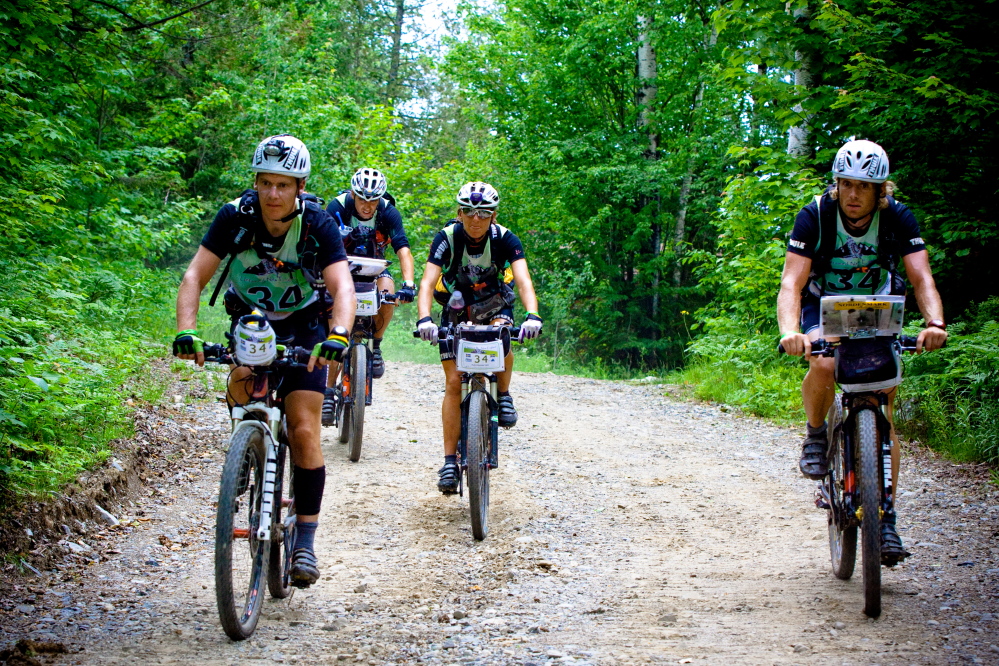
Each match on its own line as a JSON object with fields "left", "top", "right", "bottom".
{"left": 448, "top": 290, "right": 465, "bottom": 310}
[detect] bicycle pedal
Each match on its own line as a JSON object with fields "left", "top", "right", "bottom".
{"left": 814, "top": 487, "right": 830, "bottom": 510}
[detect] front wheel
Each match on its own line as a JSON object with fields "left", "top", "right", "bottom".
{"left": 347, "top": 345, "right": 367, "bottom": 462}
{"left": 857, "top": 409, "right": 882, "bottom": 618}
{"left": 215, "top": 426, "right": 269, "bottom": 640}
{"left": 466, "top": 391, "right": 491, "bottom": 541}
{"left": 826, "top": 396, "right": 857, "bottom": 580}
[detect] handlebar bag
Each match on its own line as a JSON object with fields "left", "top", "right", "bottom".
{"left": 353, "top": 282, "right": 379, "bottom": 316}
{"left": 834, "top": 337, "right": 901, "bottom": 392}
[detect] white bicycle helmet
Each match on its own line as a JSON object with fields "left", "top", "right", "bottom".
{"left": 233, "top": 314, "right": 277, "bottom": 366}
{"left": 831, "top": 139, "right": 889, "bottom": 183}
{"left": 456, "top": 181, "right": 499, "bottom": 209}
{"left": 251, "top": 134, "right": 311, "bottom": 179}
{"left": 350, "top": 168, "right": 387, "bottom": 201}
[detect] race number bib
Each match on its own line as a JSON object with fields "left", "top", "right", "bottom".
{"left": 455, "top": 337, "right": 504, "bottom": 372}
{"left": 354, "top": 283, "right": 378, "bottom": 316}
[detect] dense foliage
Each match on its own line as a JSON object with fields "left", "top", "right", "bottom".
{"left": 1, "top": 0, "right": 996, "bottom": 501}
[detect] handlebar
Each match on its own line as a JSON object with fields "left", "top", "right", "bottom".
{"left": 201, "top": 344, "right": 314, "bottom": 367}
{"left": 412, "top": 325, "right": 535, "bottom": 344}
{"left": 777, "top": 335, "right": 922, "bottom": 357}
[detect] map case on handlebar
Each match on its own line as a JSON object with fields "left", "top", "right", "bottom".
{"left": 819, "top": 295, "right": 905, "bottom": 339}
{"left": 347, "top": 256, "right": 388, "bottom": 316}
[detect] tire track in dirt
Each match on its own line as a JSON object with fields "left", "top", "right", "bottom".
{"left": 2, "top": 361, "right": 997, "bottom": 665}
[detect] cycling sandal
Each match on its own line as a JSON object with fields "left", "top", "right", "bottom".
{"left": 321, "top": 387, "right": 338, "bottom": 427}
{"left": 799, "top": 423, "right": 828, "bottom": 480}
{"left": 371, "top": 347, "right": 385, "bottom": 379}
{"left": 437, "top": 461, "right": 459, "bottom": 495}
{"left": 290, "top": 548, "right": 320, "bottom": 588}
{"left": 880, "top": 517, "right": 911, "bottom": 567}
{"left": 497, "top": 395, "right": 518, "bottom": 428}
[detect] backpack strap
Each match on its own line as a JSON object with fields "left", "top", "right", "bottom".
{"left": 813, "top": 191, "right": 838, "bottom": 279}
{"left": 209, "top": 191, "right": 258, "bottom": 307}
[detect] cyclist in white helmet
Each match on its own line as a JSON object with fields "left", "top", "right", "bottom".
{"left": 174, "top": 134, "right": 356, "bottom": 588}
{"left": 416, "top": 181, "right": 543, "bottom": 494}
{"left": 320, "top": 168, "right": 415, "bottom": 423}
{"left": 777, "top": 138, "right": 947, "bottom": 564}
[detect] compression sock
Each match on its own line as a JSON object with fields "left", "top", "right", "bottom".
{"left": 294, "top": 521, "right": 318, "bottom": 552}
{"left": 372, "top": 338, "right": 382, "bottom": 349}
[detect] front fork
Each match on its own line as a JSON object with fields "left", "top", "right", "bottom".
{"left": 458, "top": 375, "right": 500, "bottom": 474}
{"left": 838, "top": 394, "right": 895, "bottom": 526}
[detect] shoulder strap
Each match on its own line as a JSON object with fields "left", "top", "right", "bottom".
{"left": 209, "top": 192, "right": 257, "bottom": 306}
{"left": 814, "top": 192, "right": 838, "bottom": 277}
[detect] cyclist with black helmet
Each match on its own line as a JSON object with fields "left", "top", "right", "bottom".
{"left": 321, "top": 168, "right": 415, "bottom": 423}
{"left": 777, "top": 139, "right": 948, "bottom": 564}
{"left": 416, "top": 182, "right": 542, "bottom": 494}
{"left": 174, "top": 134, "right": 355, "bottom": 588}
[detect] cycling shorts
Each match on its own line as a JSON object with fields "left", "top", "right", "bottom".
{"left": 800, "top": 295, "right": 821, "bottom": 335}
{"left": 438, "top": 305, "right": 514, "bottom": 363}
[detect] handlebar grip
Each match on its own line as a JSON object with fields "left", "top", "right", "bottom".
{"left": 777, "top": 342, "right": 787, "bottom": 354}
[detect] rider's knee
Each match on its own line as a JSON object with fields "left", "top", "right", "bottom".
{"left": 807, "top": 354, "right": 836, "bottom": 378}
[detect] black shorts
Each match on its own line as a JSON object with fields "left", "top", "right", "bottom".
{"left": 438, "top": 305, "right": 514, "bottom": 362}
{"left": 230, "top": 306, "right": 328, "bottom": 398}
{"left": 801, "top": 295, "right": 821, "bottom": 335}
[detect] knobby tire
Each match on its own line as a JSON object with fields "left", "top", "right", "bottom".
{"left": 826, "top": 397, "right": 857, "bottom": 580}
{"left": 466, "top": 391, "right": 491, "bottom": 541}
{"left": 347, "top": 345, "right": 366, "bottom": 462}
{"left": 215, "top": 426, "right": 269, "bottom": 640}
{"left": 858, "top": 409, "right": 882, "bottom": 618}
{"left": 337, "top": 359, "right": 350, "bottom": 445}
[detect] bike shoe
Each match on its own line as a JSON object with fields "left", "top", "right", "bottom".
{"left": 497, "top": 394, "right": 518, "bottom": 428}
{"left": 290, "top": 548, "right": 320, "bottom": 588}
{"left": 321, "top": 387, "right": 338, "bottom": 427}
{"left": 880, "top": 520, "right": 911, "bottom": 567}
{"left": 371, "top": 347, "right": 385, "bottom": 379}
{"left": 799, "top": 423, "right": 828, "bottom": 480}
{"left": 437, "top": 461, "right": 460, "bottom": 495}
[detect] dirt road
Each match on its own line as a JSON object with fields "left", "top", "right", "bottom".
{"left": 2, "top": 361, "right": 998, "bottom": 665}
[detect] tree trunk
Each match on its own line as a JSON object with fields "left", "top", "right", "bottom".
{"left": 787, "top": 4, "right": 813, "bottom": 158}
{"left": 638, "top": 15, "right": 662, "bottom": 318}
{"left": 672, "top": 25, "right": 717, "bottom": 288}
{"left": 386, "top": 0, "right": 405, "bottom": 103}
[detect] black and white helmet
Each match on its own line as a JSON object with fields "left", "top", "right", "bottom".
{"left": 832, "top": 139, "right": 889, "bottom": 183}
{"left": 456, "top": 181, "right": 499, "bottom": 209}
{"left": 251, "top": 134, "right": 311, "bottom": 179}
{"left": 350, "top": 168, "right": 387, "bottom": 201}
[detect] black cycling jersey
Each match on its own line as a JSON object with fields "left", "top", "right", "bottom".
{"left": 325, "top": 192, "right": 409, "bottom": 260}
{"left": 427, "top": 222, "right": 525, "bottom": 271}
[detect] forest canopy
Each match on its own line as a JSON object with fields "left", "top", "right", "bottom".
{"left": 1, "top": 0, "right": 996, "bottom": 500}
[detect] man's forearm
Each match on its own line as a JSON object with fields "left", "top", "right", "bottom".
{"left": 776, "top": 285, "right": 802, "bottom": 334}
{"left": 176, "top": 276, "right": 203, "bottom": 331}
{"left": 913, "top": 281, "right": 945, "bottom": 324}
{"left": 398, "top": 247, "right": 416, "bottom": 284}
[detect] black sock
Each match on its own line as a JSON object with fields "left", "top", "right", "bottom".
{"left": 806, "top": 421, "right": 827, "bottom": 436}
{"left": 373, "top": 338, "right": 382, "bottom": 349}
{"left": 294, "top": 521, "right": 318, "bottom": 552}
{"left": 498, "top": 391, "right": 510, "bottom": 397}
{"left": 445, "top": 454, "right": 457, "bottom": 465}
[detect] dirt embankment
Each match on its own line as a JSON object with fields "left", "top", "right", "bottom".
{"left": 1, "top": 361, "right": 997, "bottom": 665}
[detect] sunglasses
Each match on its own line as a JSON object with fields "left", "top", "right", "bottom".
{"left": 460, "top": 207, "right": 493, "bottom": 219}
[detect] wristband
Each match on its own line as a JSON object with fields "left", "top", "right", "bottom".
{"left": 416, "top": 316, "right": 433, "bottom": 325}
{"left": 326, "top": 334, "right": 349, "bottom": 346}
{"left": 780, "top": 331, "right": 798, "bottom": 340}
{"left": 526, "top": 310, "right": 540, "bottom": 317}
{"left": 925, "top": 319, "right": 946, "bottom": 331}
{"left": 176, "top": 329, "right": 199, "bottom": 337}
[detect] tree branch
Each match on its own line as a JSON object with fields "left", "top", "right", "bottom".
{"left": 87, "top": 0, "right": 217, "bottom": 32}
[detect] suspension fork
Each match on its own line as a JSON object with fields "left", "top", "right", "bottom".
{"left": 875, "top": 393, "right": 894, "bottom": 518}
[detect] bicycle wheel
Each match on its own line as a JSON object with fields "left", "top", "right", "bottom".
{"left": 466, "top": 390, "right": 491, "bottom": 541}
{"left": 267, "top": 443, "right": 295, "bottom": 599}
{"left": 826, "top": 397, "right": 857, "bottom": 580}
{"left": 215, "top": 426, "right": 269, "bottom": 640}
{"left": 337, "top": 356, "right": 350, "bottom": 444}
{"left": 857, "top": 409, "right": 882, "bottom": 618}
{"left": 347, "top": 345, "right": 366, "bottom": 462}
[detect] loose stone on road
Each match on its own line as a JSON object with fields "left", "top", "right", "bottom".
{"left": 1, "top": 361, "right": 997, "bottom": 665}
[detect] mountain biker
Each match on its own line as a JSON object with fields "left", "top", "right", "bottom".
{"left": 173, "top": 134, "right": 355, "bottom": 587}
{"left": 321, "top": 168, "right": 416, "bottom": 425}
{"left": 415, "top": 182, "right": 542, "bottom": 494}
{"left": 777, "top": 139, "right": 948, "bottom": 564}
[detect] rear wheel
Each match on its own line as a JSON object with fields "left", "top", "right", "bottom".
{"left": 826, "top": 396, "right": 857, "bottom": 580}
{"left": 857, "top": 409, "right": 882, "bottom": 618}
{"left": 215, "top": 426, "right": 269, "bottom": 640}
{"left": 267, "top": 442, "right": 295, "bottom": 599}
{"left": 347, "top": 345, "right": 367, "bottom": 462}
{"left": 466, "top": 391, "right": 491, "bottom": 541}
